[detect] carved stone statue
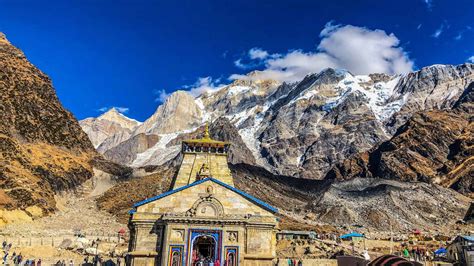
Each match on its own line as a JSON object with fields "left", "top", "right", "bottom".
{"left": 197, "top": 163, "right": 210, "bottom": 180}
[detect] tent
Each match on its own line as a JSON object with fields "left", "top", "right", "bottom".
{"left": 340, "top": 232, "right": 364, "bottom": 239}
{"left": 369, "top": 254, "right": 423, "bottom": 266}
{"left": 434, "top": 248, "right": 447, "bottom": 255}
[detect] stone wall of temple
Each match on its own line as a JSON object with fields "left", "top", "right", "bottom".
{"left": 173, "top": 153, "right": 234, "bottom": 189}
{"left": 136, "top": 181, "right": 274, "bottom": 217}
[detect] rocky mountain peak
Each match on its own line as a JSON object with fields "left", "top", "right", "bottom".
{"left": 309, "top": 68, "right": 348, "bottom": 81}
{"left": 133, "top": 90, "right": 202, "bottom": 135}
{"left": 164, "top": 90, "right": 194, "bottom": 103}
{"left": 0, "top": 32, "right": 8, "bottom": 43}
{"left": 229, "top": 70, "right": 281, "bottom": 89}
{"left": 97, "top": 108, "right": 140, "bottom": 130}
{"left": 100, "top": 107, "right": 121, "bottom": 117}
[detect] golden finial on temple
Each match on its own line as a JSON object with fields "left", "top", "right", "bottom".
{"left": 203, "top": 121, "right": 210, "bottom": 139}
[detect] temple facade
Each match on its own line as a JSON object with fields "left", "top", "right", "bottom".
{"left": 127, "top": 125, "right": 279, "bottom": 266}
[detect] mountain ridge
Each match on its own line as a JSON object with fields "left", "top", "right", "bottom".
{"left": 81, "top": 63, "right": 474, "bottom": 183}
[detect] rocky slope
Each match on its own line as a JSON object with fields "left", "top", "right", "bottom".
{"left": 386, "top": 64, "right": 474, "bottom": 132}
{"left": 325, "top": 82, "right": 473, "bottom": 196}
{"left": 0, "top": 33, "right": 99, "bottom": 225}
{"left": 83, "top": 64, "right": 473, "bottom": 183}
{"left": 103, "top": 133, "right": 160, "bottom": 165}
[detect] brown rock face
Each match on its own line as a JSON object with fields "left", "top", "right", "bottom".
{"left": 209, "top": 117, "right": 256, "bottom": 165}
{"left": 0, "top": 36, "right": 94, "bottom": 151}
{"left": 134, "top": 90, "right": 203, "bottom": 135}
{"left": 103, "top": 133, "right": 160, "bottom": 165}
{"left": 326, "top": 83, "right": 473, "bottom": 195}
{"left": 0, "top": 33, "right": 97, "bottom": 219}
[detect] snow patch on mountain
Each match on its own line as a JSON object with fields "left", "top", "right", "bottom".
{"left": 227, "top": 85, "right": 252, "bottom": 96}
{"left": 131, "top": 132, "right": 181, "bottom": 167}
{"left": 336, "top": 73, "right": 403, "bottom": 121}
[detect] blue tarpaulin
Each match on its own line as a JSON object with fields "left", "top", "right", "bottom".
{"left": 340, "top": 232, "right": 364, "bottom": 239}
{"left": 434, "top": 248, "right": 447, "bottom": 255}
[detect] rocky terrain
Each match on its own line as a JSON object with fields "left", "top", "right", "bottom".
{"left": 1, "top": 174, "right": 124, "bottom": 237}
{"left": 0, "top": 33, "right": 101, "bottom": 225}
{"left": 326, "top": 82, "right": 473, "bottom": 196}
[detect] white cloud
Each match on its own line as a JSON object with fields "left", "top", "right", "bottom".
{"left": 234, "top": 59, "right": 248, "bottom": 69}
{"left": 468, "top": 56, "right": 474, "bottom": 63}
{"left": 248, "top": 48, "right": 269, "bottom": 60}
{"left": 432, "top": 24, "right": 444, "bottom": 38}
{"left": 231, "top": 22, "right": 414, "bottom": 82}
{"left": 234, "top": 48, "right": 270, "bottom": 69}
{"left": 424, "top": 0, "right": 432, "bottom": 8}
{"left": 454, "top": 26, "right": 472, "bottom": 41}
{"left": 183, "top": 77, "right": 225, "bottom": 97}
{"left": 97, "top": 106, "right": 129, "bottom": 113}
{"left": 154, "top": 89, "right": 170, "bottom": 103}
{"left": 115, "top": 107, "right": 129, "bottom": 113}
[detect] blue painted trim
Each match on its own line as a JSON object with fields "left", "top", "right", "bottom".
{"left": 461, "top": 235, "right": 474, "bottom": 242}
{"left": 168, "top": 245, "right": 185, "bottom": 266}
{"left": 210, "top": 178, "right": 279, "bottom": 213}
{"left": 224, "top": 246, "right": 239, "bottom": 266}
{"left": 188, "top": 229, "right": 222, "bottom": 265}
{"left": 130, "top": 177, "right": 278, "bottom": 213}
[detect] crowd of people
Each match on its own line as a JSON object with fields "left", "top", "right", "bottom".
{"left": 2, "top": 240, "right": 41, "bottom": 266}
{"left": 401, "top": 246, "right": 433, "bottom": 262}
{"left": 274, "top": 258, "right": 303, "bottom": 266}
{"left": 191, "top": 251, "right": 220, "bottom": 266}
{"left": 1, "top": 240, "right": 124, "bottom": 266}
{"left": 81, "top": 255, "right": 122, "bottom": 266}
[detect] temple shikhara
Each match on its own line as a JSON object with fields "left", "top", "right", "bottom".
{"left": 127, "top": 125, "right": 279, "bottom": 266}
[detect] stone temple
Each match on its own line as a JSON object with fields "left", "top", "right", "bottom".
{"left": 127, "top": 125, "right": 279, "bottom": 266}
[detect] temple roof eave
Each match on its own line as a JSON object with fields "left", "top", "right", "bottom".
{"left": 182, "top": 139, "right": 230, "bottom": 146}
{"left": 130, "top": 214, "right": 278, "bottom": 227}
{"left": 130, "top": 178, "right": 279, "bottom": 214}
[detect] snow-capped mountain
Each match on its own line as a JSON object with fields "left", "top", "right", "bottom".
{"left": 79, "top": 108, "right": 141, "bottom": 148}
{"left": 80, "top": 63, "right": 474, "bottom": 179}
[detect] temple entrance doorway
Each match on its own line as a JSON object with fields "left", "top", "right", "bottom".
{"left": 191, "top": 235, "right": 217, "bottom": 265}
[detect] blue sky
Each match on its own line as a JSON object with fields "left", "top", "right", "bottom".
{"left": 0, "top": 0, "right": 473, "bottom": 121}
